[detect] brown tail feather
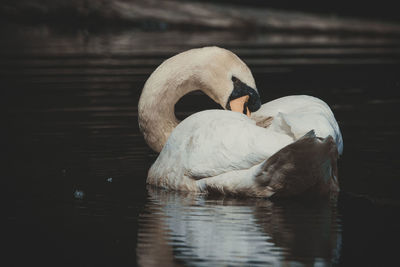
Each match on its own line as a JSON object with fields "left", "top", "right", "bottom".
{"left": 256, "top": 131, "right": 339, "bottom": 198}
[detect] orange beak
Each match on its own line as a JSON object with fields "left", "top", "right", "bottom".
{"left": 229, "top": 95, "right": 251, "bottom": 117}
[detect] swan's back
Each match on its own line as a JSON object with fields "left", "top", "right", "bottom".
{"left": 148, "top": 110, "right": 293, "bottom": 190}
{"left": 253, "top": 95, "right": 343, "bottom": 155}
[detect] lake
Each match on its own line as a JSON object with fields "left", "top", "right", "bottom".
{"left": 4, "top": 24, "right": 400, "bottom": 266}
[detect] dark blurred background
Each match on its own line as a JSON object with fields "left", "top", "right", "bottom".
{"left": 2, "top": 0, "right": 400, "bottom": 30}
{"left": 3, "top": 1, "right": 400, "bottom": 266}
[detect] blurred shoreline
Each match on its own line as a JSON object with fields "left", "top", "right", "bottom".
{"left": 2, "top": 0, "right": 400, "bottom": 35}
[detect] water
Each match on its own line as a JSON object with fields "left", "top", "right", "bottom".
{"left": 138, "top": 188, "right": 341, "bottom": 266}
{"left": 4, "top": 24, "right": 400, "bottom": 266}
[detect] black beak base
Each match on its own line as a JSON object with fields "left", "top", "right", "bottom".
{"left": 226, "top": 76, "right": 262, "bottom": 112}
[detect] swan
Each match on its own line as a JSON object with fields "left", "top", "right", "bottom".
{"left": 138, "top": 46, "right": 343, "bottom": 197}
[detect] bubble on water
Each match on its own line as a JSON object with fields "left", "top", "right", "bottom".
{"left": 73, "top": 190, "right": 85, "bottom": 199}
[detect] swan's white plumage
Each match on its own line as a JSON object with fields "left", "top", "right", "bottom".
{"left": 148, "top": 110, "right": 295, "bottom": 196}
{"left": 252, "top": 95, "right": 343, "bottom": 155}
{"left": 140, "top": 46, "right": 342, "bottom": 197}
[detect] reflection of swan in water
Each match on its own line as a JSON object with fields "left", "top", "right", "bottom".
{"left": 137, "top": 187, "right": 342, "bottom": 266}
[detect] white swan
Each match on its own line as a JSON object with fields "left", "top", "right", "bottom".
{"left": 138, "top": 46, "right": 343, "bottom": 197}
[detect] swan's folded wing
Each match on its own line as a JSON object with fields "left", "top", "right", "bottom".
{"left": 252, "top": 95, "right": 343, "bottom": 155}
{"left": 166, "top": 110, "right": 293, "bottom": 180}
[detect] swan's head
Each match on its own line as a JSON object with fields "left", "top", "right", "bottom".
{"left": 226, "top": 76, "right": 261, "bottom": 116}
{"left": 182, "top": 46, "right": 261, "bottom": 117}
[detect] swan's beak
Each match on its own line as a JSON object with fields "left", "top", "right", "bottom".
{"left": 229, "top": 95, "right": 251, "bottom": 117}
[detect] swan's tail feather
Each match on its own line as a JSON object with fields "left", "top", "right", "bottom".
{"left": 298, "top": 129, "right": 316, "bottom": 140}
{"left": 256, "top": 131, "right": 339, "bottom": 198}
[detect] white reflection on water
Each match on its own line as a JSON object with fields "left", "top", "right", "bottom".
{"left": 137, "top": 187, "right": 341, "bottom": 267}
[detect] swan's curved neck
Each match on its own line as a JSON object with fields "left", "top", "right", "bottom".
{"left": 138, "top": 47, "right": 256, "bottom": 153}
{"left": 138, "top": 72, "right": 204, "bottom": 153}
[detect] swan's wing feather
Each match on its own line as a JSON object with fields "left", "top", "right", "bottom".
{"left": 164, "top": 110, "right": 292, "bottom": 179}
{"left": 252, "top": 95, "right": 343, "bottom": 155}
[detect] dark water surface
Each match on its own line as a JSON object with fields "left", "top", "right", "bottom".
{"left": 4, "top": 25, "right": 400, "bottom": 266}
